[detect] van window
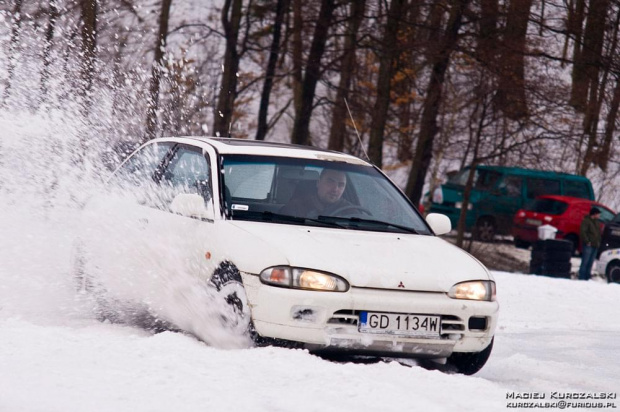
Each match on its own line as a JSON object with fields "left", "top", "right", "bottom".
{"left": 564, "top": 180, "right": 590, "bottom": 199}
{"left": 476, "top": 170, "right": 502, "bottom": 190}
{"left": 497, "top": 175, "right": 522, "bottom": 197}
{"left": 525, "top": 198, "right": 568, "bottom": 215}
{"left": 447, "top": 168, "right": 500, "bottom": 189}
{"left": 526, "top": 178, "right": 561, "bottom": 199}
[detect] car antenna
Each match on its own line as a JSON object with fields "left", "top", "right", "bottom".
{"left": 344, "top": 97, "right": 370, "bottom": 163}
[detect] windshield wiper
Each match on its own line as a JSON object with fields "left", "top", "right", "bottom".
{"left": 317, "top": 215, "right": 421, "bottom": 234}
{"left": 231, "top": 210, "right": 347, "bottom": 229}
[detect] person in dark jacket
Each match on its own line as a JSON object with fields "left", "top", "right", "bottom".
{"left": 280, "top": 168, "right": 352, "bottom": 218}
{"left": 578, "top": 207, "right": 602, "bottom": 280}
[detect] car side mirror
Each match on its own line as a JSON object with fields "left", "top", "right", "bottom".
{"left": 170, "top": 193, "right": 214, "bottom": 221}
{"left": 426, "top": 213, "right": 451, "bottom": 235}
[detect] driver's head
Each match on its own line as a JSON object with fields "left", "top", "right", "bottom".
{"left": 317, "top": 169, "right": 347, "bottom": 205}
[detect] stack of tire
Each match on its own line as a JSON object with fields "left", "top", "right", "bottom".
{"left": 529, "top": 239, "right": 573, "bottom": 278}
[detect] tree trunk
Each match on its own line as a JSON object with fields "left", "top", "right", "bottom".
{"left": 2, "top": 0, "right": 24, "bottom": 105}
{"left": 213, "top": 0, "right": 244, "bottom": 137}
{"left": 80, "top": 0, "right": 98, "bottom": 101}
{"left": 256, "top": 0, "right": 287, "bottom": 141}
{"left": 477, "top": 0, "right": 498, "bottom": 65}
{"left": 598, "top": 77, "right": 620, "bottom": 171}
{"left": 569, "top": 0, "right": 588, "bottom": 110}
{"left": 40, "top": 0, "right": 60, "bottom": 104}
{"left": 291, "top": 0, "right": 336, "bottom": 146}
{"left": 291, "top": 0, "right": 303, "bottom": 116}
{"left": 327, "top": 0, "right": 366, "bottom": 151}
{"left": 577, "top": 0, "right": 611, "bottom": 174}
{"left": 367, "top": 0, "right": 406, "bottom": 167}
{"left": 145, "top": 0, "right": 173, "bottom": 141}
{"left": 496, "top": 0, "right": 533, "bottom": 120}
{"left": 405, "top": 0, "right": 469, "bottom": 206}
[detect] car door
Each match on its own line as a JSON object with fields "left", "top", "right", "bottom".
{"left": 488, "top": 174, "right": 524, "bottom": 234}
{"left": 79, "top": 141, "right": 176, "bottom": 299}
{"left": 599, "top": 210, "right": 620, "bottom": 253}
{"left": 133, "top": 143, "right": 218, "bottom": 288}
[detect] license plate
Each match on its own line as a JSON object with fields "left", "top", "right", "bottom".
{"left": 526, "top": 218, "right": 542, "bottom": 226}
{"left": 359, "top": 312, "right": 441, "bottom": 337}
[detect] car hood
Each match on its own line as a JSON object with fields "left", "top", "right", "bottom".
{"left": 228, "top": 221, "right": 490, "bottom": 292}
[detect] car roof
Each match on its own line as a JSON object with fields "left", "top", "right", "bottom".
{"left": 155, "top": 136, "right": 371, "bottom": 166}
{"left": 537, "top": 195, "right": 593, "bottom": 203}
{"left": 477, "top": 165, "right": 590, "bottom": 181}
{"left": 536, "top": 195, "right": 615, "bottom": 210}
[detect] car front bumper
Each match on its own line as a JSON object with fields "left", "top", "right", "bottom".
{"left": 242, "top": 273, "right": 498, "bottom": 358}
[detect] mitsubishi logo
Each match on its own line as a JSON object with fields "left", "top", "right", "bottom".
{"left": 398, "top": 281, "right": 405, "bottom": 288}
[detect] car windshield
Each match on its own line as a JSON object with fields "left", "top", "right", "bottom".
{"left": 220, "top": 155, "right": 432, "bottom": 235}
{"left": 525, "top": 198, "right": 568, "bottom": 215}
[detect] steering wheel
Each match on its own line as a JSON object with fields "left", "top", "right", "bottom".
{"left": 329, "top": 204, "right": 372, "bottom": 217}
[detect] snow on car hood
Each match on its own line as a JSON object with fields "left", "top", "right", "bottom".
{"left": 228, "top": 221, "right": 490, "bottom": 292}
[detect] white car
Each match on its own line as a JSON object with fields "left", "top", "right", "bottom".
{"left": 596, "top": 248, "right": 620, "bottom": 283}
{"left": 73, "top": 137, "right": 498, "bottom": 374}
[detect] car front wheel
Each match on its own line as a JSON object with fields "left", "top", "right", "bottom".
{"left": 447, "top": 338, "right": 494, "bottom": 375}
{"left": 474, "top": 218, "right": 496, "bottom": 242}
{"left": 606, "top": 262, "right": 620, "bottom": 284}
{"left": 210, "top": 261, "right": 252, "bottom": 335}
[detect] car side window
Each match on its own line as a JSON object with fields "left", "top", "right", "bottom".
{"left": 526, "top": 178, "right": 560, "bottom": 199}
{"left": 564, "top": 180, "right": 590, "bottom": 198}
{"left": 497, "top": 175, "right": 522, "bottom": 197}
{"left": 161, "top": 146, "right": 212, "bottom": 202}
{"left": 598, "top": 208, "right": 615, "bottom": 223}
{"left": 111, "top": 142, "right": 173, "bottom": 187}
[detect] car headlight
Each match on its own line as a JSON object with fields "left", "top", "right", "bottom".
{"left": 448, "top": 280, "right": 496, "bottom": 301}
{"left": 259, "top": 266, "right": 349, "bottom": 292}
{"left": 454, "top": 202, "right": 473, "bottom": 210}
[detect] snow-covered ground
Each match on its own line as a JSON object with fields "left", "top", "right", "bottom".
{"left": 0, "top": 197, "right": 618, "bottom": 412}
{"left": 0, "top": 109, "right": 618, "bottom": 411}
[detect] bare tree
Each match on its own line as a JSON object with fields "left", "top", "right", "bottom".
{"left": 496, "top": 0, "right": 533, "bottom": 120}
{"left": 214, "top": 0, "right": 244, "bottom": 137}
{"left": 291, "top": 0, "right": 336, "bottom": 146}
{"left": 145, "top": 0, "right": 173, "bottom": 141}
{"left": 256, "top": 0, "right": 288, "bottom": 141}
{"left": 406, "top": 0, "right": 470, "bottom": 206}
{"left": 40, "top": 0, "right": 59, "bottom": 103}
{"left": 367, "top": 0, "right": 406, "bottom": 167}
{"left": 327, "top": 0, "right": 366, "bottom": 152}
{"left": 2, "top": 0, "right": 23, "bottom": 104}
{"left": 80, "top": 0, "right": 98, "bottom": 101}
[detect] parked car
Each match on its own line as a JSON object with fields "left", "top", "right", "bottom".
{"left": 512, "top": 195, "right": 615, "bottom": 253}
{"left": 600, "top": 212, "right": 620, "bottom": 256}
{"left": 72, "top": 137, "right": 499, "bottom": 375}
{"left": 595, "top": 248, "right": 620, "bottom": 283}
{"left": 429, "top": 165, "right": 594, "bottom": 241}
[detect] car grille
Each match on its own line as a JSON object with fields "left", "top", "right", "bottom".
{"left": 327, "top": 310, "right": 466, "bottom": 338}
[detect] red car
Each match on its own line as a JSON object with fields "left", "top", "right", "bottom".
{"left": 512, "top": 195, "right": 615, "bottom": 253}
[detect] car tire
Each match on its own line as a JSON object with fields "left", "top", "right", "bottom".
{"left": 606, "top": 262, "right": 620, "bottom": 284}
{"left": 447, "top": 337, "right": 494, "bottom": 375}
{"left": 210, "top": 261, "right": 252, "bottom": 335}
{"left": 474, "top": 217, "right": 496, "bottom": 242}
{"left": 71, "top": 242, "right": 121, "bottom": 322}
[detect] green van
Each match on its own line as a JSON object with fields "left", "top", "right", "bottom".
{"left": 429, "top": 166, "right": 594, "bottom": 241}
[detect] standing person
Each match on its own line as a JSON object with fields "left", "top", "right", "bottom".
{"left": 578, "top": 207, "right": 602, "bottom": 281}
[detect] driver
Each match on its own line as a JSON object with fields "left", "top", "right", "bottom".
{"left": 281, "top": 168, "right": 352, "bottom": 217}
